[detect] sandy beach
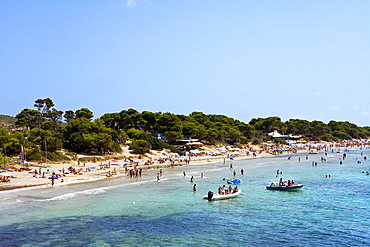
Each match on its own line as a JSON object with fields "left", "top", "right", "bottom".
{"left": 0, "top": 156, "right": 250, "bottom": 192}
{"left": 0, "top": 142, "right": 354, "bottom": 192}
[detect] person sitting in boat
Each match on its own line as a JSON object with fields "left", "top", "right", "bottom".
{"left": 228, "top": 185, "right": 233, "bottom": 194}
{"left": 287, "top": 180, "right": 292, "bottom": 186}
{"left": 218, "top": 187, "right": 223, "bottom": 195}
{"left": 279, "top": 178, "right": 285, "bottom": 186}
{"left": 233, "top": 186, "right": 239, "bottom": 193}
{"left": 291, "top": 180, "right": 295, "bottom": 185}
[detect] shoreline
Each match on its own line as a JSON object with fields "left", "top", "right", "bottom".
{"left": 0, "top": 142, "right": 362, "bottom": 193}
{"left": 0, "top": 153, "right": 274, "bottom": 193}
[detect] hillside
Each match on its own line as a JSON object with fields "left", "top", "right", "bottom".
{"left": 0, "top": 114, "right": 16, "bottom": 128}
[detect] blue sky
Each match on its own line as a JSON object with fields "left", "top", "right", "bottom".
{"left": 1, "top": 0, "right": 369, "bottom": 126}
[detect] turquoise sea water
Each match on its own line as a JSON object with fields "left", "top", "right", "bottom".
{"left": 1, "top": 147, "right": 370, "bottom": 246}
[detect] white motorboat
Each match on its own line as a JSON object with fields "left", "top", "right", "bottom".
{"left": 203, "top": 189, "right": 242, "bottom": 200}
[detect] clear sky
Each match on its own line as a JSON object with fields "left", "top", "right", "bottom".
{"left": 1, "top": 1, "right": 369, "bottom": 126}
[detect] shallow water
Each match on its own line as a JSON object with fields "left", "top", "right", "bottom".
{"left": 1, "top": 148, "right": 369, "bottom": 246}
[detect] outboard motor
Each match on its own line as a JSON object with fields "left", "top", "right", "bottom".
{"left": 207, "top": 191, "right": 214, "bottom": 200}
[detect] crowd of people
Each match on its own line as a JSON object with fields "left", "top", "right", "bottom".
{"left": 217, "top": 185, "right": 239, "bottom": 195}
{"left": 278, "top": 178, "right": 295, "bottom": 187}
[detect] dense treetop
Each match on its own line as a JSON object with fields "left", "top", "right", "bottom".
{"left": 0, "top": 98, "right": 369, "bottom": 162}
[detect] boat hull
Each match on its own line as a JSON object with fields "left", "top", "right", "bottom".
{"left": 203, "top": 189, "right": 242, "bottom": 200}
{"left": 266, "top": 184, "right": 303, "bottom": 191}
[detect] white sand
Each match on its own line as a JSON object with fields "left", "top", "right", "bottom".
{"left": 0, "top": 144, "right": 309, "bottom": 192}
